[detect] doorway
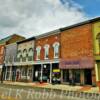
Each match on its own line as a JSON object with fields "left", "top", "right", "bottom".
{"left": 42, "top": 64, "right": 50, "bottom": 82}
{"left": 33, "top": 64, "right": 41, "bottom": 82}
{"left": 84, "top": 69, "right": 92, "bottom": 85}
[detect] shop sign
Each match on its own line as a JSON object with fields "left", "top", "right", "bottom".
{"left": 53, "top": 69, "right": 60, "bottom": 72}
{"left": 59, "top": 57, "right": 94, "bottom": 69}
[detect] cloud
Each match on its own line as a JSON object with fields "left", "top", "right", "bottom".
{"left": 0, "top": 0, "right": 87, "bottom": 39}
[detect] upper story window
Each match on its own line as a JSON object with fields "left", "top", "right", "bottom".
{"left": 23, "top": 49, "right": 27, "bottom": 58}
{"left": 8, "top": 55, "right": 13, "bottom": 63}
{"left": 44, "top": 44, "right": 50, "bottom": 59}
{"left": 17, "top": 50, "right": 22, "bottom": 62}
{"left": 36, "top": 46, "right": 41, "bottom": 60}
{"left": 96, "top": 33, "right": 100, "bottom": 54}
{"left": 28, "top": 48, "right": 33, "bottom": 61}
{"left": 17, "top": 50, "right": 22, "bottom": 58}
{"left": 28, "top": 48, "right": 33, "bottom": 57}
{"left": 53, "top": 42, "right": 60, "bottom": 58}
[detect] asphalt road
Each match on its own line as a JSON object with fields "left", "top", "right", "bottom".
{"left": 0, "top": 84, "right": 97, "bottom": 100}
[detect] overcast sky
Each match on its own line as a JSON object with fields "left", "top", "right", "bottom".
{"left": 0, "top": 0, "right": 98, "bottom": 39}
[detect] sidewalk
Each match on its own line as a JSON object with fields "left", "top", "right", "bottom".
{"left": 3, "top": 81, "right": 99, "bottom": 93}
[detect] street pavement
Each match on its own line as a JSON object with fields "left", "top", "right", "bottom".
{"left": 3, "top": 81, "right": 99, "bottom": 93}
{"left": 0, "top": 84, "right": 99, "bottom": 100}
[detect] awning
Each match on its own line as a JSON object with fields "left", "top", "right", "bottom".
{"left": 59, "top": 57, "right": 94, "bottom": 69}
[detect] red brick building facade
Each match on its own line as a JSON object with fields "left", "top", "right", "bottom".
{"left": 0, "top": 45, "right": 5, "bottom": 65}
{"left": 60, "top": 23, "right": 96, "bottom": 85}
{"left": 33, "top": 30, "right": 61, "bottom": 83}
{"left": 34, "top": 33, "right": 60, "bottom": 60}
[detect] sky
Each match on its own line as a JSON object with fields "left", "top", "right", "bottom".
{"left": 0, "top": 0, "right": 100, "bottom": 39}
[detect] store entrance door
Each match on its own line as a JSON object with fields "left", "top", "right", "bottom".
{"left": 33, "top": 65, "right": 41, "bottom": 82}
{"left": 84, "top": 69, "right": 92, "bottom": 85}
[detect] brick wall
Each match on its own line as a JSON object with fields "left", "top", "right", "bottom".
{"left": 34, "top": 34, "right": 60, "bottom": 60}
{"left": 61, "top": 23, "right": 94, "bottom": 60}
{"left": 0, "top": 45, "right": 5, "bottom": 64}
{"left": 7, "top": 35, "right": 25, "bottom": 44}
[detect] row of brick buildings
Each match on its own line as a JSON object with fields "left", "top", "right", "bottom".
{"left": 1, "top": 17, "right": 100, "bottom": 86}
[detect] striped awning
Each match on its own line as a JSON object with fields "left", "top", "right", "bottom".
{"left": 59, "top": 57, "right": 94, "bottom": 69}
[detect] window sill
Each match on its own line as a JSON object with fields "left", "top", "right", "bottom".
{"left": 54, "top": 57, "right": 59, "bottom": 59}
{"left": 44, "top": 58, "right": 49, "bottom": 60}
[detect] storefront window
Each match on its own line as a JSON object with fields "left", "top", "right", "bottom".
{"left": 36, "top": 46, "right": 41, "bottom": 60}
{"left": 73, "top": 70, "right": 80, "bottom": 83}
{"left": 6, "top": 67, "right": 10, "bottom": 80}
{"left": 53, "top": 42, "right": 60, "bottom": 58}
{"left": 44, "top": 44, "right": 50, "bottom": 59}
{"left": 27, "top": 68, "right": 32, "bottom": 80}
{"left": 63, "top": 70, "right": 69, "bottom": 82}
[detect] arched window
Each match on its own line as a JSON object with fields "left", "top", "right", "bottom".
{"left": 53, "top": 42, "right": 60, "bottom": 58}
{"left": 28, "top": 48, "right": 33, "bottom": 61}
{"left": 23, "top": 49, "right": 27, "bottom": 57}
{"left": 96, "top": 33, "right": 100, "bottom": 54}
{"left": 28, "top": 48, "right": 33, "bottom": 57}
{"left": 36, "top": 46, "right": 41, "bottom": 60}
{"left": 96, "top": 33, "right": 100, "bottom": 39}
{"left": 44, "top": 44, "right": 50, "bottom": 59}
{"left": 17, "top": 50, "right": 22, "bottom": 58}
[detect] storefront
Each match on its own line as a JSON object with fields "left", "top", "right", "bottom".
{"left": 33, "top": 63, "right": 51, "bottom": 83}
{"left": 15, "top": 65, "right": 33, "bottom": 82}
{"left": 62, "top": 69, "right": 80, "bottom": 85}
{"left": 33, "top": 61, "right": 61, "bottom": 83}
{"left": 60, "top": 58, "right": 95, "bottom": 86}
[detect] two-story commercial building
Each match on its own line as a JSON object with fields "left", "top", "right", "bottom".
{"left": 2, "top": 17, "right": 100, "bottom": 87}
{"left": 59, "top": 17, "right": 100, "bottom": 86}
{"left": 4, "top": 43, "right": 17, "bottom": 81}
{"left": 15, "top": 37, "right": 35, "bottom": 82}
{"left": 0, "top": 34, "right": 25, "bottom": 81}
{"left": 33, "top": 30, "right": 61, "bottom": 83}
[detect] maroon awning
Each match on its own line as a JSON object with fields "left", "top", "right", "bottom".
{"left": 59, "top": 57, "right": 94, "bottom": 69}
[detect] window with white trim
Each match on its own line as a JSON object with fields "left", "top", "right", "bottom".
{"left": 53, "top": 42, "right": 60, "bottom": 58}
{"left": 44, "top": 44, "right": 50, "bottom": 59}
{"left": 36, "top": 46, "right": 41, "bottom": 60}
